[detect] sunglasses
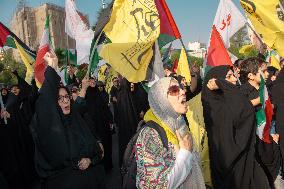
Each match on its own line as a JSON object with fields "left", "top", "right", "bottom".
{"left": 167, "top": 85, "right": 184, "bottom": 96}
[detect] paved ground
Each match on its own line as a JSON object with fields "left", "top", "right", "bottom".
{"left": 106, "top": 127, "right": 122, "bottom": 189}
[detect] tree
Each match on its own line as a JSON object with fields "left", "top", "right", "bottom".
{"left": 0, "top": 50, "right": 26, "bottom": 85}
{"left": 228, "top": 26, "right": 258, "bottom": 59}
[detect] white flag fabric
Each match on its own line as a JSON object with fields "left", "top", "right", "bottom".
{"left": 213, "top": 0, "right": 246, "bottom": 48}
{"left": 65, "top": 0, "right": 94, "bottom": 65}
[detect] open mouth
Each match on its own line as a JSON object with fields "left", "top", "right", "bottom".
{"left": 63, "top": 105, "right": 70, "bottom": 112}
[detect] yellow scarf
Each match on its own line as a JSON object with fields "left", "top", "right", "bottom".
{"left": 144, "top": 109, "right": 179, "bottom": 146}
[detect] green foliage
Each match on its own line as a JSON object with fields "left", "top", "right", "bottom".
{"left": 0, "top": 50, "right": 26, "bottom": 85}
{"left": 228, "top": 26, "right": 259, "bottom": 59}
{"left": 189, "top": 56, "right": 203, "bottom": 67}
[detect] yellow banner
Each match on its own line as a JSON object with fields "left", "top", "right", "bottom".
{"left": 241, "top": 0, "right": 284, "bottom": 57}
{"left": 14, "top": 39, "right": 35, "bottom": 84}
{"left": 177, "top": 48, "right": 191, "bottom": 83}
{"left": 186, "top": 94, "right": 212, "bottom": 186}
{"left": 100, "top": 0, "right": 160, "bottom": 82}
{"left": 271, "top": 55, "right": 281, "bottom": 70}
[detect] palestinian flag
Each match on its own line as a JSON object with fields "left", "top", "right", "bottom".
{"left": 35, "top": 16, "right": 51, "bottom": 87}
{"left": 256, "top": 76, "right": 273, "bottom": 143}
{"left": 155, "top": 0, "right": 181, "bottom": 47}
{"left": 0, "top": 22, "right": 36, "bottom": 82}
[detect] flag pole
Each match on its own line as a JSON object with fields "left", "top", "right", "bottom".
{"left": 179, "top": 38, "right": 192, "bottom": 65}
{"left": 86, "top": 31, "right": 103, "bottom": 79}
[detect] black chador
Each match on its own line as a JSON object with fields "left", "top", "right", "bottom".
{"left": 201, "top": 66, "right": 269, "bottom": 189}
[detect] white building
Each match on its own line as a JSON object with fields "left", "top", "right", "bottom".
{"left": 188, "top": 41, "right": 206, "bottom": 58}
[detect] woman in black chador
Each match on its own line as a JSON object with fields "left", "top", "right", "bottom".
{"left": 116, "top": 79, "right": 149, "bottom": 166}
{"left": 272, "top": 68, "right": 284, "bottom": 179}
{"left": 0, "top": 71, "right": 38, "bottom": 189}
{"left": 85, "top": 80, "right": 114, "bottom": 172}
{"left": 30, "top": 52, "right": 105, "bottom": 189}
{"left": 201, "top": 65, "right": 269, "bottom": 189}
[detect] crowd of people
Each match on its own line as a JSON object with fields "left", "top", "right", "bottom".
{"left": 0, "top": 49, "right": 284, "bottom": 189}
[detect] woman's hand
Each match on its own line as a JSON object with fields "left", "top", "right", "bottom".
{"left": 176, "top": 131, "right": 192, "bottom": 152}
{"left": 43, "top": 51, "right": 58, "bottom": 70}
{"left": 1, "top": 109, "right": 10, "bottom": 119}
{"left": 78, "top": 158, "right": 92, "bottom": 171}
{"left": 99, "top": 143, "right": 104, "bottom": 159}
{"left": 207, "top": 78, "right": 219, "bottom": 90}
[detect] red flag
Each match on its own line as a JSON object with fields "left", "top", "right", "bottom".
{"left": 207, "top": 25, "right": 232, "bottom": 67}
{"left": 155, "top": 0, "right": 181, "bottom": 47}
{"left": 172, "top": 59, "right": 179, "bottom": 73}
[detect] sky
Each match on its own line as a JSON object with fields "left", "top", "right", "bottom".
{"left": 0, "top": 0, "right": 244, "bottom": 46}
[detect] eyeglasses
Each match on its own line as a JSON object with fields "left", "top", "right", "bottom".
{"left": 58, "top": 94, "right": 71, "bottom": 103}
{"left": 167, "top": 85, "right": 183, "bottom": 96}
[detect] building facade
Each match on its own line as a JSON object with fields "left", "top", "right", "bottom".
{"left": 10, "top": 3, "right": 90, "bottom": 52}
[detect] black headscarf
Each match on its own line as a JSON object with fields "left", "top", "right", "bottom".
{"left": 201, "top": 66, "right": 269, "bottom": 189}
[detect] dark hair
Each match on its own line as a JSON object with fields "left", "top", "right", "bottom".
{"left": 10, "top": 84, "right": 19, "bottom": 89}
{"left": 57, "top": 86, "right": 71, "bottom": 97}
{"left": 267, "top": 66, "right": 278, "bottom": 76}
{"left": 239, "top": 57, "right": 260, "bottom": 83}
{"left": 234, "top": 59, "right": 243, "bottom": 68}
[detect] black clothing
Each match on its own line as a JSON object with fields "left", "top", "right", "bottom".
{"left": 116, "top": 79, "right": 149, "bottom": 166}
{"left": 31, "top": 66, "right": 105, "bottom": 189}
{"left": 201, "top": 65, "right": 269, "bottom": 189}
{"left": 272, "top": 69, "right": 284, "bottom": 177}
{"left": 110, "top": 85, "right": 119, "bottom": 123}
{"left": 0, "top": 74, "right": 38, "bottom": 189}
{"left": 86, "top": 86, "right": 113, "bottom": 172}
{"left": 240, "top": 82, "right": 281, "bottom": 185}
{"left": 240, "top": 82, "right": 262, "bottom": 112}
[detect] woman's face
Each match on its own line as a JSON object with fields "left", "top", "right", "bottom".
{"left": 98, "top": 86, "right": 104, "bottom": 92}
{"left": 130, "top": 83, "right": 135, "bottom": 92}
{"left": 225, "top": 70, "right": 237, "bottom": 85}
{"left": 58, "top": 88, "right": 71, "bottom": 115}
{"left": 71, "top": 87, "right": 79, "bottom": 101}
{"left": 167, "top": 80, "right": 188, "bottom": 114}
{"left": 1, "top": 89, "right": 7, "bottom": 96}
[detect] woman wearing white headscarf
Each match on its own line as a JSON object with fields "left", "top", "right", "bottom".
{"left": 135, "top": 77, "right": 205, "bottom": 189}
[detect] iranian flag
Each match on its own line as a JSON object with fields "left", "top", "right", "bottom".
{"left": 35, "top": 16, "right": 51, "bottom": 87}
{"left": 256, "top": 76, "right": 274, "bottom": 143}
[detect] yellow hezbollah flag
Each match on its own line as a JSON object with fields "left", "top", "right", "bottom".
{"left": 177, "top": 48, "right": 191, "bottom": 83}
{"left": 240, "top": 0, "right": 284, "bottom": 57}
{"left": 14, "top": 39, "right": 35, "bottom": 84}
{"left": 100, "top": 0, "right": 160, "bottom": 82}
{"left": 270, "top": 55, "right": 281, "bottom": 70}
{"left": 186, "top": 94, "right": 212, "bottom": 186}
{"left": 98, "top": 64, "right": 108, "bottom": 82}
